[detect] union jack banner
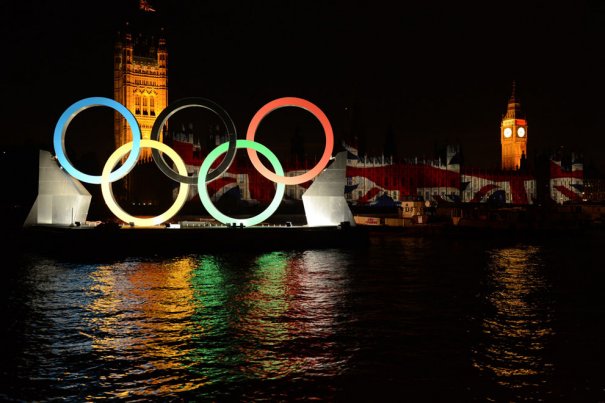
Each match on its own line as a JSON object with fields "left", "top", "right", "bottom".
{"left": 170, "top": 139, "right": 312, "bottom": 204}
{"left": 170, "top": 138, "right": 584, "bottom": 207}
{"left": 346, "top": 164, "right": 460, "bottom": 204}
{"left": 461, "top": 170, "right": 537, "bottom": 205}
{"left": 179, "top": 165, "right": 285, "bottom": 204}
{"left": 549, "top": 159, "right": 584, "bottom": 204}
{"left": 178, "top": 159, "right": 462, "bottom": 205}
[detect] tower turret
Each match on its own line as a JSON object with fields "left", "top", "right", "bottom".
{"left": 113, "top": 3, "right": 167, "bottom": 162}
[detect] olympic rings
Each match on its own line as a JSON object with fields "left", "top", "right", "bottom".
{"left": 53, "top": 97, "right": 142, "bottom": 185}
{"left": 198, "top": 139, "right": 285, "bottom": 227}
{"left": 246, "top": 97, "right": 334, "bottom": 185}
{"left": 53, "top": 96, "right": 333, "bottom": 227}
{"left": 150, "top": 97, "right": 237, "bottom": 184}
{"left": 101, "top": 139, "right": 190, "bottom": 227}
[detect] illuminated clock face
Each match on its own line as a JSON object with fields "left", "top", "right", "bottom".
{"left": 503, "top": 128, "right": 512, "bottom": 138}
{"left": 517, "top": 127, "right": 526, "bottom": 137}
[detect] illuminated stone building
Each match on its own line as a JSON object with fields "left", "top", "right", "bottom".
{"left": 500, "top": 82, "right": 528, "bottom": 170}
{"left": 113, "top": 1, "right": 168, "bottom": 161}
{"left": 111, "top": 1, "right": 172, "bottom": 206}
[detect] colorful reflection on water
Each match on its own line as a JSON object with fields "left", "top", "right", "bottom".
{"left": 80, "top": 250, "right": 349, "bottom": 399}
{"left": 4, "top": 234, "right": 605, "bottom": 401}
{"left": 231, "top": 252, "right": 345, "bottom": 380}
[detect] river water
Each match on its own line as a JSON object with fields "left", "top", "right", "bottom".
{"left": 1, "top": 231, "right": 605, "bottom": 401}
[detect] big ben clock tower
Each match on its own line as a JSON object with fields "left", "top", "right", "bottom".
{"left": 500, "top": 81, "right": 527, "bottom": 170}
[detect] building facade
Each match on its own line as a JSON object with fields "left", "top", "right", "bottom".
{"left": 113, "top": 3, "right": 168, "bottom": 162}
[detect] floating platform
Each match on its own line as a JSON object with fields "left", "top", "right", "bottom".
{"left": 15, "top": 223, "right": 368, "bottom": 259}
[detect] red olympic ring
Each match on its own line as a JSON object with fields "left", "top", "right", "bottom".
{"left": 246, "top": 97, "right": 334, "bottom": 185}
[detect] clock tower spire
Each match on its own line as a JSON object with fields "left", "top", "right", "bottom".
{"left": 500, "top": 81, "right": 528, "bottom": 170}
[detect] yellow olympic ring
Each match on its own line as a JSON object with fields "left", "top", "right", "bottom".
{"left": 100, "top": 139, "right": 190, "bottom": 227}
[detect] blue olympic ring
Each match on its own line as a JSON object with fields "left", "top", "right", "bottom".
{"left": 53, "top": 97, "right": 142, "bottom": 185}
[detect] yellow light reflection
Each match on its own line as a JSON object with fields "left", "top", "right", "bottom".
{"left": 472, "top": 246, "right": 554, "bottom": 393}
{"left": 86, "top": 257, "right": 206, "bottom": 399}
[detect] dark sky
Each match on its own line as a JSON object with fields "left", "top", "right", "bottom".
{"left": 2, "top": 0, "right": 605, "bottom": 170}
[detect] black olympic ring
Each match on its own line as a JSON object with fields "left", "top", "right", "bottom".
{"left": 150, "top": 97, "right": 238, "bottom": 185}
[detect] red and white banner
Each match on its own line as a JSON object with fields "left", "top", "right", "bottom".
{"left": 461, "top": 171, "right": 536, "bottom": 204}
{"left": 346, "top": 164, "right": 460, "bottom": 204}
{"left": 549, "top": 159, "right": 583, "bottom": 203}
{"left": 170, "top": 139, "right": 584, "bottom": 206}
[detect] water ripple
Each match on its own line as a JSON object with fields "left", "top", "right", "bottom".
{"left": 2, "top": 235, "right": 605, "bottom": 401}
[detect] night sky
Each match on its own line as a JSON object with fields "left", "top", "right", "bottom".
{"left": 2, "top": 0, "right": 605, "bottom": 171}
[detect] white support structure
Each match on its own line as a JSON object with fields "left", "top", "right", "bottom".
{"left": 24, "top": 150, "right": 91, "bottom": 227}
{"left": 302, "top": 151, "right": 355, "bottom": 227}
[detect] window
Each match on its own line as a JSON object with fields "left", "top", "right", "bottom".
{"left": 150, "top": 97, "right": 155, "bottom": 116}
{"left": 135, "top": 95, "right": 141, "bottom": 115}
{"left": 142, "top": 97, "right": 148, "bottom": 115}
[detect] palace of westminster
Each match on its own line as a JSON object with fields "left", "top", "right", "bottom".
{"left": 111, "top": 1, "right": 603, "bottom": 207}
